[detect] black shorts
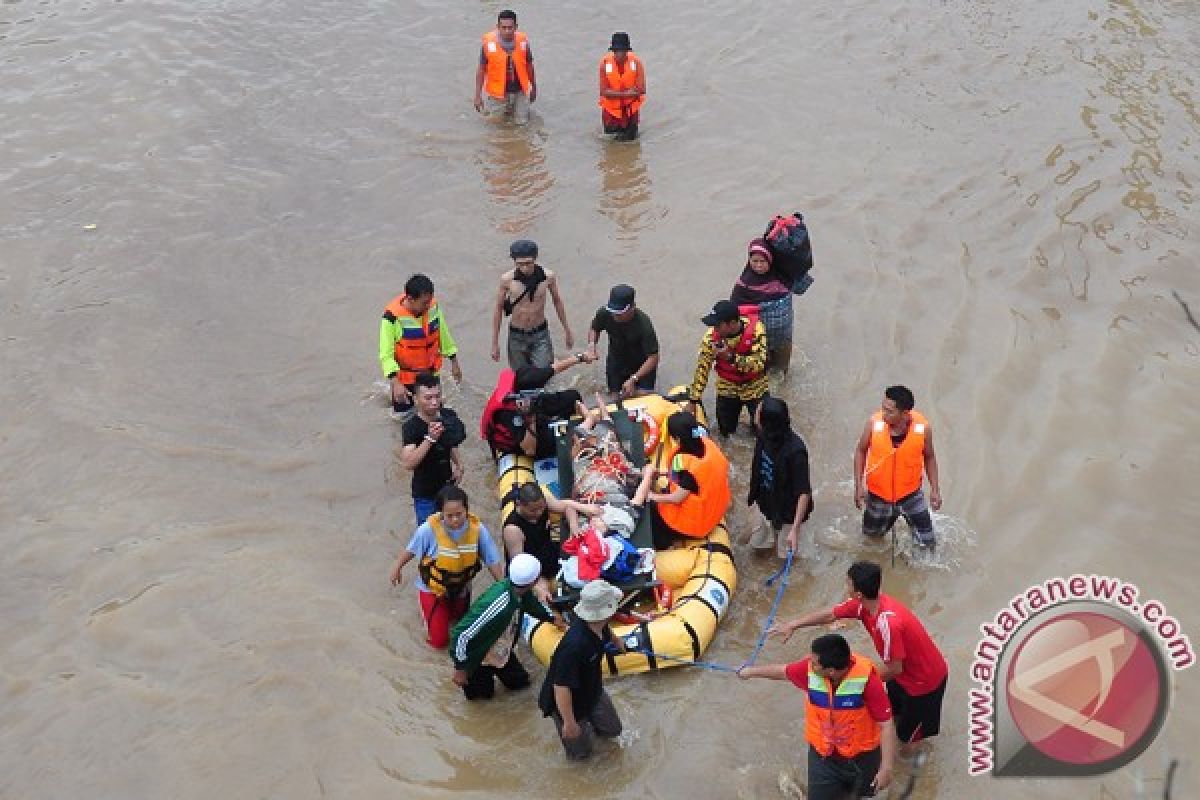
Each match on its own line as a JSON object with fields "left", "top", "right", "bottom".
{"left": 886, "top": 676, "right": 946, "bottom": 743}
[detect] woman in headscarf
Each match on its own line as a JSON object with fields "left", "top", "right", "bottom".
{"left": 747, "top": 397, "right": 812, "bottom": 557}
{"left": 730, "top": 238, "right": 793, "bottom": 372}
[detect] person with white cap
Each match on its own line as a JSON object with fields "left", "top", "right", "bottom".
{"left": 587, "top": 284, "right": 659, "bottom": 399}
{"left": 448, "top": 553, "right": 565, "bottom": 700}
{"left": 538, "top": 579, "right": 627, "bottom": 759}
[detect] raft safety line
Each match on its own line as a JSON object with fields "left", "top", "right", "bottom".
{"left": 634, "top": 649, "right": 739, "bottom": 673}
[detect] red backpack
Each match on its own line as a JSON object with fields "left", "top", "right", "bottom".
{"left": 481, "top": 369, "right": 521, "bottom": 455}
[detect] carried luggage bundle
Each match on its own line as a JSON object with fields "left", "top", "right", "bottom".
{"left": 763, "top": 211, "right": 814, "bottom": 295}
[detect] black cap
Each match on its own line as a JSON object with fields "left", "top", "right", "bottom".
{"left": 509, "top": 239, "right": 538, "bottom": 259}
{"left": 605, "top": 284, "right": 635, "bottom": 314}
{"left": 609, "top": 32, "right": 632, "bottom": 51}
{"left": 701, "top": 299, "right": 740, "bottom": 326}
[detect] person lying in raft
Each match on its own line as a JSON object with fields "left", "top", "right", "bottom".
{"left": 569, "top": 394, "right": 643, "bottom": 506}
{"left": 630, "top": 411, "right": 731, "bottom": 550}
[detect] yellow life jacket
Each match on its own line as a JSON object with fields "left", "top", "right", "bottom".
{"left": 418, "top": 513, "right": 482, "bottom": 598}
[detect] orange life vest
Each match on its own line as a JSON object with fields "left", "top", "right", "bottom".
{"left": 804, "top": 654, "right": 883, "bottom": 759}
{"left": 657, "top": 439, "right": 731, "bottom": 537}
{"left": 384, "top": 294, "right": 443, "bottom": 384}
{"left": 864, "top": 410, "right": 929, "bottom": 502}
{"left": 482, "top": 30, "right": 532, "bottom": 99}
{"left": 710, "top": 313, "right": 761, "bottom": 384}
{"left": 598, "top": 52, "right": 644, "bottom": 119}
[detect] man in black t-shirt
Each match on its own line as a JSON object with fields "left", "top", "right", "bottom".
{"left": 587, "top": 284, "right": 659, "bottom": 399}
{"left": 400, "top": 372, "right": 467, "bottom": 525}
{"left": 538, "top": 580, "right": 626, "bottom": 759}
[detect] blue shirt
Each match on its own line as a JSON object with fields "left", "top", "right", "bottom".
{"left": 406, "top": 519, "right": 502, "bottom": 592}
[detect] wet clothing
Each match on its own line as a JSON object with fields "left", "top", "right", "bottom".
{"left": 590, "top": 307, "right": 659, "bottom": 392}
{"left": 551, "top": 689, "right": 622, "bottom": 759}
{"left": 861, "top": 488, "right": 935, "bottom": 546}
{"left": 480, "top": 32, "right": 533, "bottom": 97}
{"left": 504, "top": 508, "right": 562, "bottom": 580}
{"left": 418, "top": 590, "right": 470, "bottom": 649}
{"left": 461, "top": 651, "right": 530, "bottom": 700}
{"left": 887, "top": 675, "right": 946, "bottom": 743}
{"left": 401, "top": 409, "right": 466, "bottom": 499}
{"left": 490, "top": 408, "right": 557, "bottom": 459}
{"left": 405, "top": 517, "right": 502, "bottom": 595}
{"left": 379, "top": 296, "right": 458, "bottom": 383}
{"left": 507, "top": 321, "right": 554, "bottom": 370}
{"left": 688, "top": 318, "right": 769, "bottom": 434}
{"left": 748, "top": 430, "right": 813, "bottom": 528}
{"left": 832, "top": 593, "right": 948, "bottom": 698}
{"left": 786, "top": 655, "right": 892, "bottom": 800}
{"left": 732, "top": 267, "right": 794, "bottom": 353}
{"left": 449, "top": 578, "right": 553, "bottom": 674}
{"left": 539, "top": 618, "right": 615, "bottom": 722}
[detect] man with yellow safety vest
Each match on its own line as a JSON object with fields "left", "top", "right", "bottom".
{"left": 738, "top": 633, "right": 897, "bottom": 800}
{"left": 474, "top": 10, "right": 537, "bottom": 125}
{"left": 389, "top": 486, "right": 505, "bottom": 650}
{"left": 379, "top": 273, "right": 462, "bottom": 414}
{"left": 686, "top": 299, "right": 769, "bottom": 436}
{"left": 853, "top": 386, "right": 942, "bottom": 548}
{"left": 598, "top": 32, "right": 645, "bottom": 141}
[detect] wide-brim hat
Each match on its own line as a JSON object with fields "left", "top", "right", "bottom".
{"left": 574, "top": 579, "right": 623, "bottom": 621}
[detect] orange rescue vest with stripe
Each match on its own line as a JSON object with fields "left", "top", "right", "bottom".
{"left": 804, "top": 655, "right": 883, "bottom": 759}
{"left": 864, "top": 410, "right": 928, "bottom": 502}
{"left": 384, "top": 294, "right": 443, "bottom": 384}
{"left": 598, "top": 52, "right": 644, "bottom": 118}
{"left": 417, "top": 513, "right": 483, "bottom": 598}
{"left": 657, "top": 439, "right": 731, "bottom": 537}
{"left": 710, "top": 314, "right": 761, "bottom": 384}
{"left": 482, "top": 31, "right": 532, "bottom": 99}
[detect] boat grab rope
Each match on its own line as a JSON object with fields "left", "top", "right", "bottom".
{"left": 741, "top": 547, "right": 795, "bottom": 669}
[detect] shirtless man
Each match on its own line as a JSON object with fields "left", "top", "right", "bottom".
{"left": 491, "top": 239, "right": 575, "bottom": 370}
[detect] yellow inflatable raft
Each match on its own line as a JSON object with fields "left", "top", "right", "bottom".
{"left": 496, "top": 391, "right": 737, "bottom": 676}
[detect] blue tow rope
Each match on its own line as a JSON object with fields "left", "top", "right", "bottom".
{"left": 635, "top": 548, "right": 797, "bottom": 676}
{"left": 742, "top": 548, "right": 796, "bottom": 669}
{"left": 634, "top": 649, "right": 740, "bottom": 673}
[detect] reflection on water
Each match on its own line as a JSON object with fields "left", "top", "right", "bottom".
{"left": 475, "top": 121, "right": 554, "bottom": 234}
{"left": 596, "top": 138, "right": 659, "bottom": 242}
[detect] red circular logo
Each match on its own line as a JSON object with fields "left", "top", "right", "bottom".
{"left": 1005, "top": 611, "right": 1162, "bottom": 766}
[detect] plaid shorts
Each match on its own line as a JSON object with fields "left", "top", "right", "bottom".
{"left": 862, "top": 489, "right": 935, "bottom": 546}
{"left": 756, "top": 294, "right": 794, "bottom": 349}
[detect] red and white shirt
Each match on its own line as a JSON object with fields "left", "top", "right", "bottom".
{"left": 832, "top": 593, "right": 948, "bottom": 696}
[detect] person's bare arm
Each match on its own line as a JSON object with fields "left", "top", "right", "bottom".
{"left": 547, "top": 273, "right": 574, "bottom": 349}
{"left": 474, "top": 60, "right": 487, "bottom": 111}
{"left": 767, "top": 608, "right": 837, "bottom": 643}
{"left": 554, "top": 685, "right": 579, "bottom": 738}
{"left": 874, "top": 719, "right": 897, "bottom": 791}
{"left": 736, "top": 663, "right": 789, "bottom": 680}
{"left": 389, "top": 549, "right": 415, "bottom": 585}
{"left": 853, "top": 420, "right": 873, "bottom": 509}
{"left": 923, "top": 424, "right": 941, "bottom": 510}
{"left": 491, "top": 274, "right": 509, "bottom": 362}
{"left": 527, "top": 60, "right": 537, "bottom": 103}
{"left": 878, "top": 659, "right": 904, "bottom": 682}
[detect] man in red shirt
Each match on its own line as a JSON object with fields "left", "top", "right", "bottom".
{"left": 769, "top": 561, "right": 948, "bottom": 753}
{"left": 739, "top": 633, "right": 896, "bottom": 799}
